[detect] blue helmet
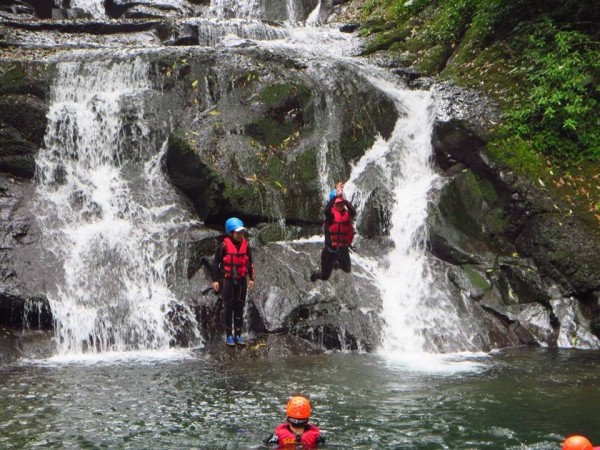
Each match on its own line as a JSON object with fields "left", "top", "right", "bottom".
{"left": 329, "top": 189, "right": 337, "bottom": 202}
{"left": 225, "top": 217, "right": 245, "bottom": 234}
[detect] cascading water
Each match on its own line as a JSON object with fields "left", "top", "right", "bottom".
{"left": 343, "top": 71, "right": 484, "bottom": 356}
{"left": 209, "top": 0, "right": 263, "bottom": 19}
{"left": 256, "top": 22, "right": 480, "bottom": 354}
{"left": 28, "top": 0, "right": 487, "bottom": 358}
{"left": 35, "top": 56, "right": 201, "bottom": 355}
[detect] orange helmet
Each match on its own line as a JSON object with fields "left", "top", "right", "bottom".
{"left": 286, "top": 396, "right": 311, "bottom": 420}
{"left": 563, "top": 435, "right": 594, "bottom": 450}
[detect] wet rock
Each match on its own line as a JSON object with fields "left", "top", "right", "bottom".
{"left": 515, "top": 214, "right": 600, "bottom": 296}
{"left": 0, "top": 328, "right": 55, "bottom": 365}
{"left": 427, "top": 170, "right": 510, "bottom": 265}
{"left": 160, "top": 48, "right": 396, "bottom": 227}
{"left": 0, "top": 0, "right": 36, "bottom": 19}
{"left": 0, "top": 126, "right": 38, "bottom": 179}
{"left": 553, "top": 297, "right": 600, "bottom": 349}
{"left": 516, "top": 303, "right": 557, "bottom": 346}
{"left": 179, "top": 239, "right": 383, "bottom": 351}
{"left": 3, "top": 0, "right": 55, "bottom": 19}
{"left": 166, "top": 132, "right": 226, "bottom": 222}
{"left": 0, "top": 60, "right": 50, "bottom": 178}
{"left": 252, "top": 241, "right": 383, "bottom": 351}
{"left": 355, "top": 183, "right": 393, "bottom": 239}
{"left": 200, "top": 333, "right": 323, "bottom": 362}
{"left": 339, "top": 22, "right": 359, "bottom": 33}
{"left": 431, "top": 81, "right": 600, "bottom": 347}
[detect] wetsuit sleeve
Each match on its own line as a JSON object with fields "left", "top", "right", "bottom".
{"left": 264, "top": 433, "right": 278, "bottom": 445}
{"left": 323, "top": 197, "right": 336, "bottom": 220}
{"left": 211, "top": 243, "right": 225, "bottom": 282}
{"left": 344, "top": 199, "right": 357, "bottom": 218}
{"left": 246, "top": 245, "right": 255, "bottom": 281}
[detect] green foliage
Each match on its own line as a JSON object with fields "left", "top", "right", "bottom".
{"left": 359, "top": 0, "right": 600, "bottom": 223}
{"left": 427, "top": 0, "right": 475, "bottom": 44}
{"left": 504, "top": 19, "right": 600, "bottom": 164}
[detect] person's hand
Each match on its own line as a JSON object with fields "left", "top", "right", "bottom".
{"left": 248, "top": 280, "right": 255, "bottom": 290}
{"left": 335, "top": 181, "right": 344, "bottom": 197}
{"left": 212, "top": 281, "right": 219, "bottom": 292}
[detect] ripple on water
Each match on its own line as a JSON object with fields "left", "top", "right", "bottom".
{"left": 0, "top": 350, "right": 599, "bottom": 448}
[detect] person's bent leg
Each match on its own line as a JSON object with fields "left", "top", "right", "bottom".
{"left": 338, "top": 247, "right": 352, "bottom": 273}
{"left": 312, "top": 246, "right": 336, "bottom": 281}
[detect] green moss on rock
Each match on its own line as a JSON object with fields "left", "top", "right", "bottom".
{"left": 463, "top": 265, "right": 491, "bottom": 291}
{"left": 245, "top": 118, "right": 296, "bottom": 147}
{"left": 292, "top": 147, "right": 318, "bottom": 183}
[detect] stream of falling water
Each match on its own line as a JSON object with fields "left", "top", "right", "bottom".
{"left": 35, "top": 57, "right": 200, "bottom": 356}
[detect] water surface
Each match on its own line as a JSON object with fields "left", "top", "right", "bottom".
{"left": 1, "top": 348, "right": 598, "bottom": 449}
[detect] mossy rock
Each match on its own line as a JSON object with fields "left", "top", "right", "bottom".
{"left": 0, "top": 126, "right": 38, "bottom": 178}
{"left": 0, "top": 95, "right": 48, "bottom": 144}
{"left": 245, "top": 118, "right": 297, "bottom": 147}
{"left": 259, "top": 83, "right": 310, "bottom": 110}
{"left": 415, "top": 43, "right": 453, "bottom": 75}
{"left": 165, "top": 132, "right": 225, "bottom": 220}
{"left": 515, "top": 214, "right": 600, "bottom": 294}
{"left": 338, "top": 90, "right": 396, "bottom": 168}
{"left": 463, "top": 264, "right": 491, "bottom": 291}
{"left": 244, "top": 82, "right": 312, "bottom": 148}
{"left": 362, "top": 27, "right": 413, "bottom": 54}
{"left": 439, "top": 170, "right": 486, "bottom": 238}
{"left": 0, "top": 61, "right": 50, "bottom": 99}
{"left": 290, "top": 147, "right": 318, "bottom": 183}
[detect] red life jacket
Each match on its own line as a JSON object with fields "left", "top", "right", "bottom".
{"left": 274, "top": 423, "right": 321, "bottom": 448}
{"left": 222, "top": 236, "right": 248, "bottom": 279}
{"left": 328, "top": 207, "right": 354, "bottom": 248}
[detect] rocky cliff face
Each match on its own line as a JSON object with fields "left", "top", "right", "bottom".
{"left": 428, "top": 82, "right": 600, "bottom": 349}
{"left": 1, "top": 0, "right": 599, "bottom": 362}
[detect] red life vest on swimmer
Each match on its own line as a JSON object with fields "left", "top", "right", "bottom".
{"left": 328, "top": 207, "right": 354, "bottom": 248}
{"left": 274, "top": 423, "right": 321, "bottom": 448}
{"left": 222, "top": 236, "right": 248, "bottom": 279}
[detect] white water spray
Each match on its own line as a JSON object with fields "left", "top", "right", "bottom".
{"left": 343, "top": 72, "right": 481, "bottom": 357}
{"left": 209, "top": 0, "right": 263, "bottom": 19}
{"left": 306, "top": 0, "right": 322, "bottom": 24}
{"left": 373, "top": 87, "right": 439, "bottom": 354}
{"left": 35, "top": 57, "right": 200, "bottom": 355}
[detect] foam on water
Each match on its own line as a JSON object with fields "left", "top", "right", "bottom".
{"left": 383, "top": 351, "right": 491, "bottom": 375}
{"left": 21, "top": 348, "right": 196, "bottom": 367}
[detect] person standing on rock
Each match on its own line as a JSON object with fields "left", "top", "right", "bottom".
{"left": 211, "top": 217, "right": 255, "bottom": 346}
{"left": 310, "top": 182, "right": 356, "bottom": 282}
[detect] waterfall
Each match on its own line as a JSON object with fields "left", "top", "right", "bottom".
{"left": 344, "top": 71, "right": 479, "bottom": 355}
{"left": 209, "top": 0, "right": 264, "bottom": 19}
{"left": 35, "top": 56, "right": 200, "bottom": 355}
{"left": 193, "top": 18, "right": 288, "bottom": 46}
{"left": 371, "top": 86, "right": 439, "bottom": 354}
{"left": 286, "top": 0, "right": 301, "bottom": 23}
{"left": 306, "top": 0, "right": 322, "bottom": 24}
